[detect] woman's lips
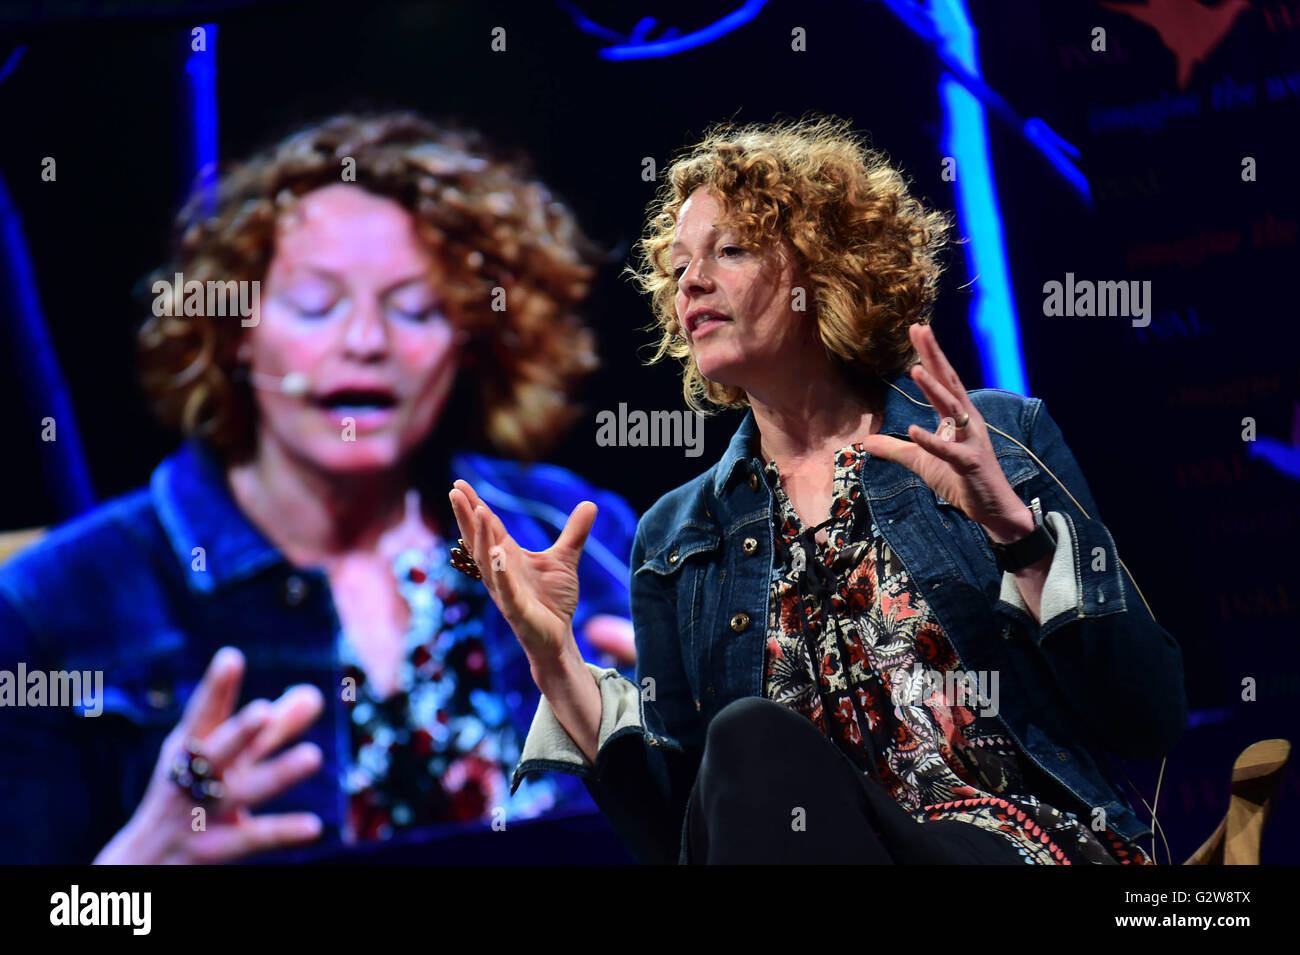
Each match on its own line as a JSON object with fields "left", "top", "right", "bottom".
{"left": 690, "top": 315, "right": 730, "bottom": 341}
{"left": 312, "top": 391, "right": 399, "bottom": 432}
{"left": 316, "top": 405, "right": 396, "bottom": 431}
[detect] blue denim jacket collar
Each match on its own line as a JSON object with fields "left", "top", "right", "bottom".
{"left": 710, "top": 373, "right": 939, "bottom": 500}
{"left": 149, "top": 439, "right": 634, "bottom": 601}
{"left": 150, "top": 440, "right": 285, "bottom": 596}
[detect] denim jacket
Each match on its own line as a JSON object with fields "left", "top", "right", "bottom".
{"left": 512, "top": 374, "right": 1188, "bottom": 864}
{"left": 0, "top": 439, "right": 636, "bottom": 863}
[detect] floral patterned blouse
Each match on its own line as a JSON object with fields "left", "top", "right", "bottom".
{"left": 761, "top": 444, "right": 1152, "bottom": 865}
{"left": 337, "top": 541, "right": 557, "bottom": 842}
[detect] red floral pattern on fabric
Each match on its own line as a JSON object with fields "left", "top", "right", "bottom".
{"left": 337, "top": 544, "right": 556, "bottom": 842}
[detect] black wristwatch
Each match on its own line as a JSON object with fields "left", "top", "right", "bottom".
{"left": 989, "top": 497, "right": 1057, "bottom": 573}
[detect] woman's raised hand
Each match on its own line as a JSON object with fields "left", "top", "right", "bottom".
{"left": 94, "top": 647, "right": 325, "bottom": 864}
{"left": 859, "top": 324, "right": 1034, "bottom": 543}
{"left": 449, "top": 479, "right": 596, "bottom": 670}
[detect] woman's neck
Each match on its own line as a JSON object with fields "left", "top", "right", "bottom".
{"left": 226, "top": 436, "right": 422, "bottom": 569}
{"left": 748, "top": 366, "right": 885, "bottom": 469}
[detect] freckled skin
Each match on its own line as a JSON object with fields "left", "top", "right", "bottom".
{"left": 671, "top": 188, "right": 814, "bottom": 391}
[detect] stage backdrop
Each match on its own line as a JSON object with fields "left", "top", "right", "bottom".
{"left": 0, "top": 0, "right": 1296, "bottom": 862}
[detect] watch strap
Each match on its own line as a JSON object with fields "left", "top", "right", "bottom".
{"left": 990, "top": 498, "right": 1057, "bottom": 573}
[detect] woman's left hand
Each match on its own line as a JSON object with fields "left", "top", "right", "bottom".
{"left": 859, "top": 324, "right": 1033, "bottom": 544}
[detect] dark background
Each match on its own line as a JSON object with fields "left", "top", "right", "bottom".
{"left": 1, "top": 0, "right": 1297, "bottom": 863}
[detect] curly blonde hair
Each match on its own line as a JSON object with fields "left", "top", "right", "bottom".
{"left": 631, "top": 115, "right": 952, "bottom": 414}
{"left": 138, "top": 111, "right": 600, "bottom": 461}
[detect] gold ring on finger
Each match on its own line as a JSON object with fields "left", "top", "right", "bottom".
{"left": 449, "top": 538, "right": 482, "bottom": 581}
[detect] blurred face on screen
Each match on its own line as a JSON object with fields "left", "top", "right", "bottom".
{"left": 239, "top": 184, "right": 460, "bottom": 474}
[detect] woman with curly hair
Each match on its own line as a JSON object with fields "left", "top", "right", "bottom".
{"left": 0, "top": 112, "right": 639, "bottom": 863}
{"left": 451, "top": 115, "right": 1187, "bottom": 864}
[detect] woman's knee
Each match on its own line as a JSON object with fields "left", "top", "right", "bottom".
{"left": 701, "top": 695, "right": 822, "bottom": 776}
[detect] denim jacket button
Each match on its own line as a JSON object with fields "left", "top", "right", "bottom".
{"left": 748, "top": 472, "right": 759, "bottom": 492}
{"left": 283, "top": 574, "right": 309, "bottom": 607}
{"left": 647, "top": 735, "right": 660, "bottom": 748}
{"left": 668, "top": 549, "right": 680, "bottom": 564}
{"left": 1057, "top": 750, "right": 1070, "bottom": 761}
{"left": 729, "top": 612, "right": 750, "bottom": 632}
{"left": 742, "top": 537, "right": 758, "bottom": 556}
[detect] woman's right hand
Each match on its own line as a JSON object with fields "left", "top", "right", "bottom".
{"left": 449, "top": 480, "right": 604, "bottom": 761}
{"left": 448, "top": 479, "right": 596, "bottom": 670}
{"left": 94, "top": 647, "right": 325, "bottom": 864}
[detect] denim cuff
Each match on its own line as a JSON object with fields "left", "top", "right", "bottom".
{"left": 996, "top": 510, "right": 1126, "bottom": 639}
{"left": 509, "top": 663, "right": 644, "bottom": 794}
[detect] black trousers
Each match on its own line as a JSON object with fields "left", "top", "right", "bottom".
{"left": 681, "top": 696, "right": 1027, "bottom": 864}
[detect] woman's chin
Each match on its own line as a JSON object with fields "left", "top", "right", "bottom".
{"left": 299, "top": 437, "right": 406, "bottom": 476}
{"left": 695, "top": 357, "right": 747, "bottom": 392}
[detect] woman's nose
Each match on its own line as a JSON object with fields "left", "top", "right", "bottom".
{"left": 341, "top": 301, "right": 390, "bottom": 358}
{"left": 680, "top": 258, "right": 714, "bottom": 296}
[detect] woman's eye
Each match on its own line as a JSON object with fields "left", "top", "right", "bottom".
{"left": 672, "top": 266, "right": 687, "bottom": 281}
{"left": 387, "top": 283, "right": 444, "bottom": 321}
{"left": 284, "top": 281, "right": 342, "bottom": 317}
{"left": 719, "top": 245, "right": 742, "bottom": 258}
{"left": 389, "top": 304, "right": 443, "bottom": 322}
{"left": 293, "top": 297, "right": 340, "bottom": 318}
